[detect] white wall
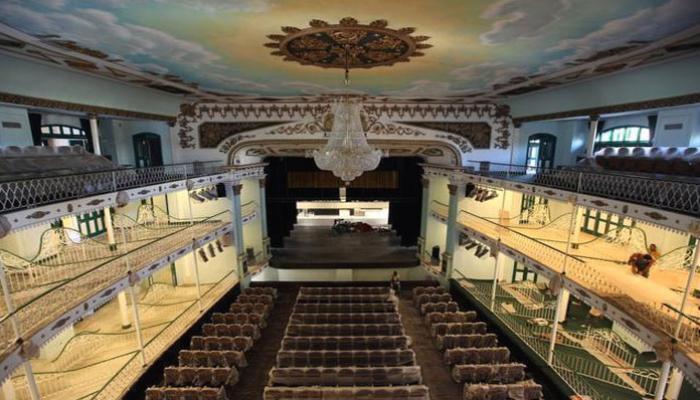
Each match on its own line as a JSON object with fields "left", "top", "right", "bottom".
{"left": 100, "top": 119, "right": 173, "bottom": 167}
{"left": 506, "top": 54, "right": 700, "bottom": 119}
{"left": 515, "top": 119, "right": 588, "bottom": 167}
{"left": 0, "top": 105, "right": 32, "bottom": 147}
{"left": 0, "top": 54, "right": 182, "bottom": 117}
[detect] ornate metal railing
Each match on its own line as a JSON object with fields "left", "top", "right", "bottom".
{"left": 462, "top": 161, "right": 700, "bottom": 217}
{"left": 0, "top": 161, "right": 224, "bottom": 214}
{"left": 0, "top": 211, "right": 231, "bottom": 360}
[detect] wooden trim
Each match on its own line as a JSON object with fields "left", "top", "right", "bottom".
{"left": 0, "top": 91, "right": 176, "bottom": 122}
{"left": 513, "top": 93, "right": 700, "bottom": 124}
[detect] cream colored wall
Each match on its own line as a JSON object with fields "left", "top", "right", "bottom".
{"left": 241, "top": 178, "right": 263, "bottom": 256}
{"left": 453, "top": 245, "right": 497, "bottom": 280}
{"left": 428, "top": 176, "right": 449, "bottom": 205}
{"left": 425, "top": 217, "right": 447, "bottom": 259}
{"left": 173, "top": 245, "right": 236, "bottom": 285}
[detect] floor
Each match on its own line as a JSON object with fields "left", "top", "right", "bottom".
{"left": 228, "top": 286, "right": 297, "bottom": 400}
{"left": 271, "top": 225, "right": 419, "bottom": 269}
{"left": 398, "top": 294, "right": 463, "bottom": 400}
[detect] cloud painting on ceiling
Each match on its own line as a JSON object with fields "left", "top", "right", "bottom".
{"left": 0, "top": 0, "right": 699, "bottom": 98}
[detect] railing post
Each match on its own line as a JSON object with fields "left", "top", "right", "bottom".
{"left": 674, "top": 237, "right": 699, "bottom": 337}
{"left": 0, "top": 260, "right": 20, "bottom": 338}
{"left": 258, "top": 177, "right": 271, "bottom": 259}
{"left": 191, "top": 240, "right": 203, "bottom": 312}
{"left": 22, "top": 362, "right": 41, "bottom": 400}
{"left": 127, "top": 280, "right": 147, "bottom": 367}
{"left": 490, "top": 248, "right": 504, "bottom": 311}
{"left": 120, "top": 228, "right": 146, "bottom": 366}
{"left": 547, "top": 284, "right": 568, "bottom": 364}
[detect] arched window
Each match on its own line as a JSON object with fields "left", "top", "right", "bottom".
{"left": 595, "top": 125, "right": 651, "bottom": 150}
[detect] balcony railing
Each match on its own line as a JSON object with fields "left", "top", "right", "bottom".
{"left": 0, "top": 211, "right": 231, "bottom": 360}
{"left": 431, "top": 200, "right": 700, "bottom": 356}
{"left": 0, "top": 161, "right": 224, "bottom": 214}
{"left": 460, "top": 161, "right": 700, "bottom": 218}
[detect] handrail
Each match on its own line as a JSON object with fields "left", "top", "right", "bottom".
{"left": 0, "top": 210, "right": 230, "bottom": 359}
{"left": 0, "top": 161, "right": 226, "bottom": 215}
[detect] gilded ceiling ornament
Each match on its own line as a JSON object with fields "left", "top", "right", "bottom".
{"left": 264, "top": 17, "right": 431, "bottom": 69}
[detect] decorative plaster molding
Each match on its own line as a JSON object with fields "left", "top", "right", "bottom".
{"left": 0, "top": 91, "right": 175, "bottom": 122}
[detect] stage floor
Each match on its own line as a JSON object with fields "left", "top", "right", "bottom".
{"left": 270, "top": 225, "right": 420, "bottom": 269}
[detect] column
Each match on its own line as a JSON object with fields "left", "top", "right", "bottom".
{"left": 567, "top": 206, "right": 583, "bottom": 250}
{"left": 655, "top": 361, "right": 672, "bottom": 400}
{"left": 418, "top": 178, "right": 430, "bottom": 260}
{"left": 259, "top": 177, "right": 271, "bottom": 259}
{"left": 490, "top": 249, "right": 508, "bottom": 310}
{"left": 117, "top": 291, "right": 131, "bottom": 329}
{"left": 22, "top": 363, "right": 40, "bottom": 400}
{"left": 508, "top": 122, "right": 521, "bottom": 171}
{"left": 127, "top": 279, "right": 147, "bottom": 366}
{"left": 547, "top": 283, "right": 569, "bottom": 364}
{"left": 227, "top": 183, "right": 248, "bottom": 288}
{"left": 585, "top": 115, "right": 600, "bottom": 157}
{"left": 443, "top": 182, "right": 463, "bottom": 283}
{"left": 88, "top": 114, "right": 117, "bottom": 251}
{"left": 2, "top": 379, "right": 15, "bottom": 400}
{"left": 665, "top": 368, "right": 684, "bottom": 400}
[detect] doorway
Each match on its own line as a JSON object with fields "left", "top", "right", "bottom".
{"left": 133, "top": 133, "right": 163, "bottom": 168}
{"left": 525, "top": 133, "right": 556, "bottom": 173}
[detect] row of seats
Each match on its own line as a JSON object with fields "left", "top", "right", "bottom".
{"left": 299, "top": 286, "right": 392, "bottom": 295}
{"left": 289, "top": 312, "right": 401, "bottom": 324}
{"left": 263, "top": 286, "right": 430, "bottom": 400}
{"left": 411, "top": 287, "right": 542, "bottom": 400}
{"left": 296, "top": 294, "right": 394, "bottom": 303}
{"left": 146, "top": 286, "right": 277, "bottom": 400}
{"left": 281, "top": 335, "right": 411, "bottom": 351}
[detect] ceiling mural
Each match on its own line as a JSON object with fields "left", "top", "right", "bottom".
{"left": 0, "top": 0, "right": 699, "bottom": 100}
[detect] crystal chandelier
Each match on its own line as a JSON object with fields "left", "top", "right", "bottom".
{"left": 313, "top": 46, "right": 382, "bottom": 184}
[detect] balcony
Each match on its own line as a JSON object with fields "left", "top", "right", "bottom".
{"left": 0, "top": 206, "right": 234, "bottom": 370}
{"left": 430, "top": 201, "right": 700, "bottom": 373}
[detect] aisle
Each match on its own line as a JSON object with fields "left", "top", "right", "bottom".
{"left": 227, "top": 286, "right": 297, "bottom": 400}
{"left": 399, "top": 295, "right": 462, "bottom": 400}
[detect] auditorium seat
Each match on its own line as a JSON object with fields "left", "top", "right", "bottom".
{"left": 289, "top": 312, "right": 401, "bottom": 324}
{"left": 211, "top": 312, "right": 267, "bottom": 328}
{"left": 267, "top": 366, "right": 423, "bottom": 386}
{"left": 145, "top": 386, "right": 226, "bottom": 400}
{"left": 190, "top": 336, "right": 254, "bottom": 352}
{"left": 435, "top": 333, "right": 498, "bottom": 350}
{"left": 444, "top": 347, "right": 511, "bottom": 366}
{"left": 420, "top": 301, "right": 459, "bottom": 315}
{"left": 293, "top": 303, "right": 397, "bottom": 314}
{"left": 263, "top": 385, "right": 431, "bottom": 400}
{"left": 281, "top": 335, "right": 411, "bottom": 351}
{"left": 163, "top": 366, "right": 239, "bottom": 387}
{"left": 284, "top": 323, "right": 404, "bottom": 337}
{"left": 202, "top": 323, "right": 261, "bottom": 340}
{"left": 431, "top": 322, "right": 488, "bottom": 337}
{"left": 462, "top": 382, "right": 543, "bottom": 400}
{"left": 451, "top": 363, "right": 526, "bottom": 384}
{"left": 178, "top": 349, "right": 248, "bottom": 369}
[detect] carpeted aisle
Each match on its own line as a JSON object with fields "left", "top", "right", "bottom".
{"left": 399, "top": 295, "right": 463, "bottom": 400}
{"left": 227, "top": 287, "right": 297, "bottom": 400}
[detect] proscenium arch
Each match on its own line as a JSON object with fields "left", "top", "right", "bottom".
{"left": 224, "top": 138, "right": 463, "bottom": 167}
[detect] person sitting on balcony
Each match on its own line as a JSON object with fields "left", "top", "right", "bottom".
{"left": 649, "top": 243, "right": 661, "bottom": 260}
{"left": 628, "top": 253, "right": 654, "bottom": 278}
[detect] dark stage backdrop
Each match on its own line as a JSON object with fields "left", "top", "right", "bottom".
{"left": 264, "top": 157, "right": 423, "bottom": 247}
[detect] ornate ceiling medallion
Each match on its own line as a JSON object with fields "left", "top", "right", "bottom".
{"left": 264, "top": 17, "right": 431, "bottom": 69}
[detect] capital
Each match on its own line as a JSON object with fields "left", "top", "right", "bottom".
{"left": 259, "top": 177, "right": 266, "bottom": 188}
{"left": 421, "top": 178, "right": 430, "bottom": 189}
{"left": 447, "top": 183, "right": 458, "bottom": 195}
{"left": 232, "top": 184, "right": 243, "bottom": 195}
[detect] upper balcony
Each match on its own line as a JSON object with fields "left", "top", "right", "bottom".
{"left": 0, "top": 160, "right": 267, "bottom": 234}
{"left": 424, "top": 161, "right": 700, "bottom": 233}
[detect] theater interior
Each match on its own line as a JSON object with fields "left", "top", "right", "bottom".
{"left": 0, "top": 1, "right": 699, "bottom": 399}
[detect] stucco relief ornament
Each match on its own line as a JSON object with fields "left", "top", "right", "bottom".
{"left": 264, "top": 17, "right": 431, "bottom": 69}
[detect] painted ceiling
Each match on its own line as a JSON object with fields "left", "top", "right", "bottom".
{"left": 1, "top": 0, "right": 700, "bottom": 100}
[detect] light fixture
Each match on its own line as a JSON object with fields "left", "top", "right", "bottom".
{"left": 189, "top": 191, "right": 206, "bottom": 203}
{"left": 313, "top": 45, "right": 382, "bottom": 184}
{"left": 198, "top": 248, "right": 208, "bottom": 263}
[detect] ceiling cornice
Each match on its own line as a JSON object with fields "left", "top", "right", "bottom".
{"left": 512, "top": 92, "right": 700, "bottom": 124}
{"left": 0, "top": 91, "right": 176, "bottom": 122}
